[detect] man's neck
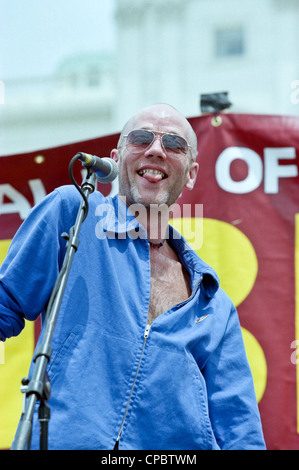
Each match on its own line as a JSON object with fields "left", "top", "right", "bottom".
{"left": 125, "top": 200, "right": 172, "bottom": 244}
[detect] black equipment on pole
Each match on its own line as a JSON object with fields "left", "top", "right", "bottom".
{"left": 200, "top": 92, "right": 232, "bottom": 113}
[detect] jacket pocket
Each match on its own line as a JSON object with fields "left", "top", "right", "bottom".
{"left": 47, "top": 325, "right": 83, "bottom": 383}
{"left": 188, "top": 357, "right": 219, "bottom": 448}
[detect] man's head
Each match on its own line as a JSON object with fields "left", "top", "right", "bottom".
{"left": 111, "top": 103, "right": 199, "bottom": 208}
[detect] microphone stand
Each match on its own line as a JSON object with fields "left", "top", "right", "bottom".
{"left": 11, "top": 157, "right": 96, "bottom": 450}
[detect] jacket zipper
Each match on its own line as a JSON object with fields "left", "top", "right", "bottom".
{"left": 114, "top": 323, "right": 151, "bottom": 448}
{"left": 113, "top": 274, "right": 203, "bottom": 448}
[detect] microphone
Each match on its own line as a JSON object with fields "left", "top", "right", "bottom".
{"left": 76, "top": 152, "right": 118, "bottom": 183}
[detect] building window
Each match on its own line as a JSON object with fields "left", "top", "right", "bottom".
{"left": 215, "top": 27, "right": 245, "bottom": 57}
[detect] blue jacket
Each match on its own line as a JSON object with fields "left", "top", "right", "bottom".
{"left": 0, "top": 186, "right": 266, "bottom": 450}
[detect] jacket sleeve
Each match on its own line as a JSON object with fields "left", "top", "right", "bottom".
{"left": 202, "top": 302, "right": 266, "bottom": 450}
{"left": 0, "top": 188, "right": 73, "bottom": 341}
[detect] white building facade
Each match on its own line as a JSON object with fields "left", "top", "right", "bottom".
{"left": 114, "top": 0, "right": 299, "bottom": 122}
{"left": 1, "top": 0, "right": 299, "bottom": 156}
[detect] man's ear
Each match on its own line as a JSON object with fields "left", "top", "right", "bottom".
{"left": 185, "top": 162, "right": 199, "bottom": 191}
{"left": 110, "top": 148, "right": 119, "bottom": 162}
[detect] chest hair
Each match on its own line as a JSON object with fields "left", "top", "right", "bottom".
{"left": 147, "top": 247, "right": 191, "bottom": 325}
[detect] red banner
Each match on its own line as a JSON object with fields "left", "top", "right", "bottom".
{"left": 1, "top": 113, "right": 299, "bottom": 450}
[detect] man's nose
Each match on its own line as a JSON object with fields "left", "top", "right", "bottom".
{"left": 144, "top": 135, "right": 167, "bottom": 158}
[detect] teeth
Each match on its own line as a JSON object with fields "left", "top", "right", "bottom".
{"left": 138, "top": 169, "right": 166, "bottom": 178}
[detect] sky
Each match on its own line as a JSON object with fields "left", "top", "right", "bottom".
{"left": 0, "top": 0, "right": 116, "bottom": 81}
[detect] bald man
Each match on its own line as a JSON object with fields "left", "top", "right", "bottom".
{"left": 0, "top": 104, "right": 266, "bottom": 450}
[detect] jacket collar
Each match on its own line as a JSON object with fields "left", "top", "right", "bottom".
{"left": 103, "top": 195, "right": 219, "bottom": 298}
{"left": 168, "top": 224, "right": 219, "bottom": 298}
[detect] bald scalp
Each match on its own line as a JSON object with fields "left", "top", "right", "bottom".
{"left": 118, "top": 103, "right": 198, "bottom": 162}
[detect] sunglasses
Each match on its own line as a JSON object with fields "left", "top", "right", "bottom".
{"left": 123, "top": 129, "right": 191, "bottom": 160}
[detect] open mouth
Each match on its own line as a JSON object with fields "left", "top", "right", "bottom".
{"left": 137, "top": 168, "right": 167, "bottom": 182}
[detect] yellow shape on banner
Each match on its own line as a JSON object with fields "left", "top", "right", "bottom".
{"left": 171, "top": 214, "right": 203, "bottom": 252}
{"left": 170, "top": 217, "right": 266, "bottom": 402}
{"left": 200, "top": 218, "right": 258, "bottom": 307}
{"left": 0, "top": 342, "right": 4, "bottom": 364}
{"left": 171, "top": 217, "right": 258, "bottom": 307}
{"left": 0, "top": 239, "right": 35, "bottom": 449}
{"left": 0, "top": 239, "right": 11, "bottom": 265}
{"left": 241, "top": 327, "right": 267, "bottom": 403}
{"left": 0, "top": 321, "right": 34, "bottom": 449}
